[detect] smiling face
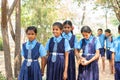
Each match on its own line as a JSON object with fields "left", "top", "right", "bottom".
{"left": 52, "top": 25, "right": 62, "bottom": 37}
{"left": 26, "top": 30, "right": 36, "bottom": 41}
{"left": 63, "top": 24, "right": 72, "bottom": 34}
{"left": 82, "top": 32, "right": 91, "bottom": 40}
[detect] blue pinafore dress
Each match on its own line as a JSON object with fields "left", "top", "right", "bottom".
{"left": 18, "top": 42, "right": 42, "bottom": 80}
{"left": 46, "top": 37, "right": 65, "bottom": 80}
{"left": 68, "top": 35, "right": 76, "bottom": 80}
{"left": 77, "top": 37, "right": 99, "bottom": 80}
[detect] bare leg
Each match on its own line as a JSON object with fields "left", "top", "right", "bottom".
{"left": 109, "top": 60, "right": 113, "bottom": 74}
{"left": 102, "top": 57, "right": 105, "bottom": 72}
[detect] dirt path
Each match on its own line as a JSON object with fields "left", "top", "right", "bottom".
{"left": 0, "top": 51, "right": 114, "bottom": 80}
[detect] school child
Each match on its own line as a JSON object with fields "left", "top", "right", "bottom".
{"left": 97, "top": 28, "right": 106, "bottom": 72}
{"left": 45, "top": 22, "right": 71, "bottom": 80}
{"left": 62, "top": 20, "right": 78, "bottom": 80}
{"left": 18, "top": 26, "right": 46, "bottom": 80}
{"left": 77, "top": 26, "right": 101, "bottom": 80}
{"left": 110, "top": 24, "right": 120, "bottom": 80}
{"left": 105, "top": 29, "right": 115, "bottom": 74}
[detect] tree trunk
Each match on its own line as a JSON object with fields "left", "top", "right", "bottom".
{"left": 1, "top": 0, "right": 13, "bottom": 80}
{"left": 81, "top": 6, "right": 86, "bottom": 25}
{"left": 14, "top": 0, "right": 21, "bottom": 78}
{"left": 110, "top": 0, "right": 120, "bottom": 22}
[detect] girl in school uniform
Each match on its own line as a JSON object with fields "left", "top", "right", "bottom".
{"left": 45, "top": 22, "right": 71, "bottom": 80}
{"left": 110, "top": 24, "right": 120, "bottom": 80}
{"left": 18, "top": 26, "right": 46, "bottom": 80}
{"left": 62, "top": 20, "right": 78, "bottom": 80}
{"left": 77, "top": 26, "right": 101, "bottom": 80}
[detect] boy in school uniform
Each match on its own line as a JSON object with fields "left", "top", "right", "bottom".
{"left": 97, "top": 28, "right": 106, "bottom": 72}
{"left": 105, "top": 29, "right": 115, "bottom": 74}
{"left": 110, "top": 24, "right": 120, "bottom": 80}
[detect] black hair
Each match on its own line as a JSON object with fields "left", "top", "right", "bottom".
{"left": 53, "top": 22, "right": 63, "bottom": 30}
{"left": 63, "top": 20, "right": 72, "bottom": 27}
{"left": 98, "top": 28, "right": 103, "bottom": 32}
{"left": 118, "top": 24, "right": 120, "bottom": 31}
{"left": 63, "top": 20, "right": 73, "bottom": 34}
{"left": 105, "top": 29, "right": 111, "bottom": 33}
{"left": 26, "top": 26, "right": 37, "bottom": 34}
{"left": 81, "top": 26, "right": 92, "bottom": 33}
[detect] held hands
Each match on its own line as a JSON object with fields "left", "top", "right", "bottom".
{"left": 63, "top": 71, "right": 67, "bottom": 80}
{"left": 41, "top": 69, "right": 44, "bottom": 76}
{"left": 78, "top": 57, "right": 90, "bottom": 66}
{"left": 81, "top": 58, "right": 90, "bottom": 66}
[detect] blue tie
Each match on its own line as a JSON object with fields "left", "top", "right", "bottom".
{"left": 53, "top": 39, "right": 57, "bottom": 52}
{"left": 52, "top": 38, "right": 58, "bottom": 62}
{"left": 27, "top": 42, "right": 32, "bottom": 66}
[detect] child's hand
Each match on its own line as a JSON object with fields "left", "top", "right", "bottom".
{"left": 63, "top": 71, "right": 67, "bottom": 80}
{"left": 41, "top": 69, "right": 44, "bottom": 76}
{"left": 77, "top": 57, "right": 85, "bottom": 65}
{"left": 77, "top": 59, "right": 81, "bottom": 65}
{"left": 81, "top": 59, "right": 90, "bottom": 66}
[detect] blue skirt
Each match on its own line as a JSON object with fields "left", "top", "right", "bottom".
{"left": 18, "top": 60, "right": 42, "bottom": 80}
{"left": 68, "top": 50, "right": 76, "bottom": 80}
{"left": 77, "top": 55, "right": 99, "bottom": 80}
{"left": 47, "top": 54, "right": 64, "bottom": 80}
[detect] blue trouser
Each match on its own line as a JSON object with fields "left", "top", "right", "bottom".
{"left": 106, "top": 49, "right": 112, "bottom": 60}
{"left": 115, "top": 62, "right": 120, "bottom": 80}
{"left": 99, "top": 48, "right": 105, "bottom": 57}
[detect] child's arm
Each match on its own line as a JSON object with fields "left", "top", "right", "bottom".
{"left": 81, "top": 50, "right": 100, "bottom": 66}
{"left": 74, "top": 49, "right": 83, "bottom": 65}
{"left": 41, "top": 51, "right": 50, "bottom": 76}
{"left": 63, "top": 51, "right": 69, "bottom": 80}
{"left": 41, "top": 56, "right": 46, "bottom": 76}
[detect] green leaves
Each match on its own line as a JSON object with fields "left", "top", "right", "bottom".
{"left": 21, "top": 0, "right": 58, "bottom": 44}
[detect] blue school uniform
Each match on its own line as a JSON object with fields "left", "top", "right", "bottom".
{"left": 18, "top": 39, "right": 46, "bottom": 80}
{"left": 98, "top": 34, "right": 105, "bottom": 57}
{"left": 106, "top": 36, "right": 115, "bottom": 60}
{"left": 46, "top": 35, "right": 71, "bottom": 80}
{"left": 77, "top": 35, "right": 101, "bottom": 80}
{"left": 110, "top": 36, "right": 120, "bottom": 80}
{"left": 62, "top": 32, "right": 77, "bottom": 80}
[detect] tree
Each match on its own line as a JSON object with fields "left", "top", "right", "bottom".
{"left": 1, "top": 0, "right": 13, "bottom": 80}
{"left": 96, "top": 0, "right": 120, "bottom": 22}
{"left": 110, "top": 0, "right": 120, "bottom": 22}
{"left": 1, "top": 0, "right": 21, "bottom": 79}
{"left": 14, "top": 0, "right": 21, "bottom": 78}
{"left": 21, "top": 0, "right": 60, "bottom": 45}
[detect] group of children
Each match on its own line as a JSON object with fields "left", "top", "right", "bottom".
{"left": 97, "top": 28, "right": 115, "bottom": 74}
{"left": 18, "top": 20, "right": 120, "bottom": 80}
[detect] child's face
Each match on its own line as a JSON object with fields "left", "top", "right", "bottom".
{"left": 52, "top": 26, "right": 62, "bottom": 37}
{"left": 97, "top": 30, "right": 102, "bottom": 36}
{"left": 63, "top": 24, "right": 72, "bottom": 34}
{"left": 105, "top": 32, "right": 110, "bottom": 37}
{"left": 82, "top": 32, "right": 91, "bottom": 40}
{"left": 26, "top": 30, "right": 36, "bottom": 41}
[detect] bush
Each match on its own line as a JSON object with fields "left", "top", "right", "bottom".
{"left": 0, "top": 38, "right": 3, "bottom": 51}
{"left": 0, "top": 72, "right": 6, "bottom": 80}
